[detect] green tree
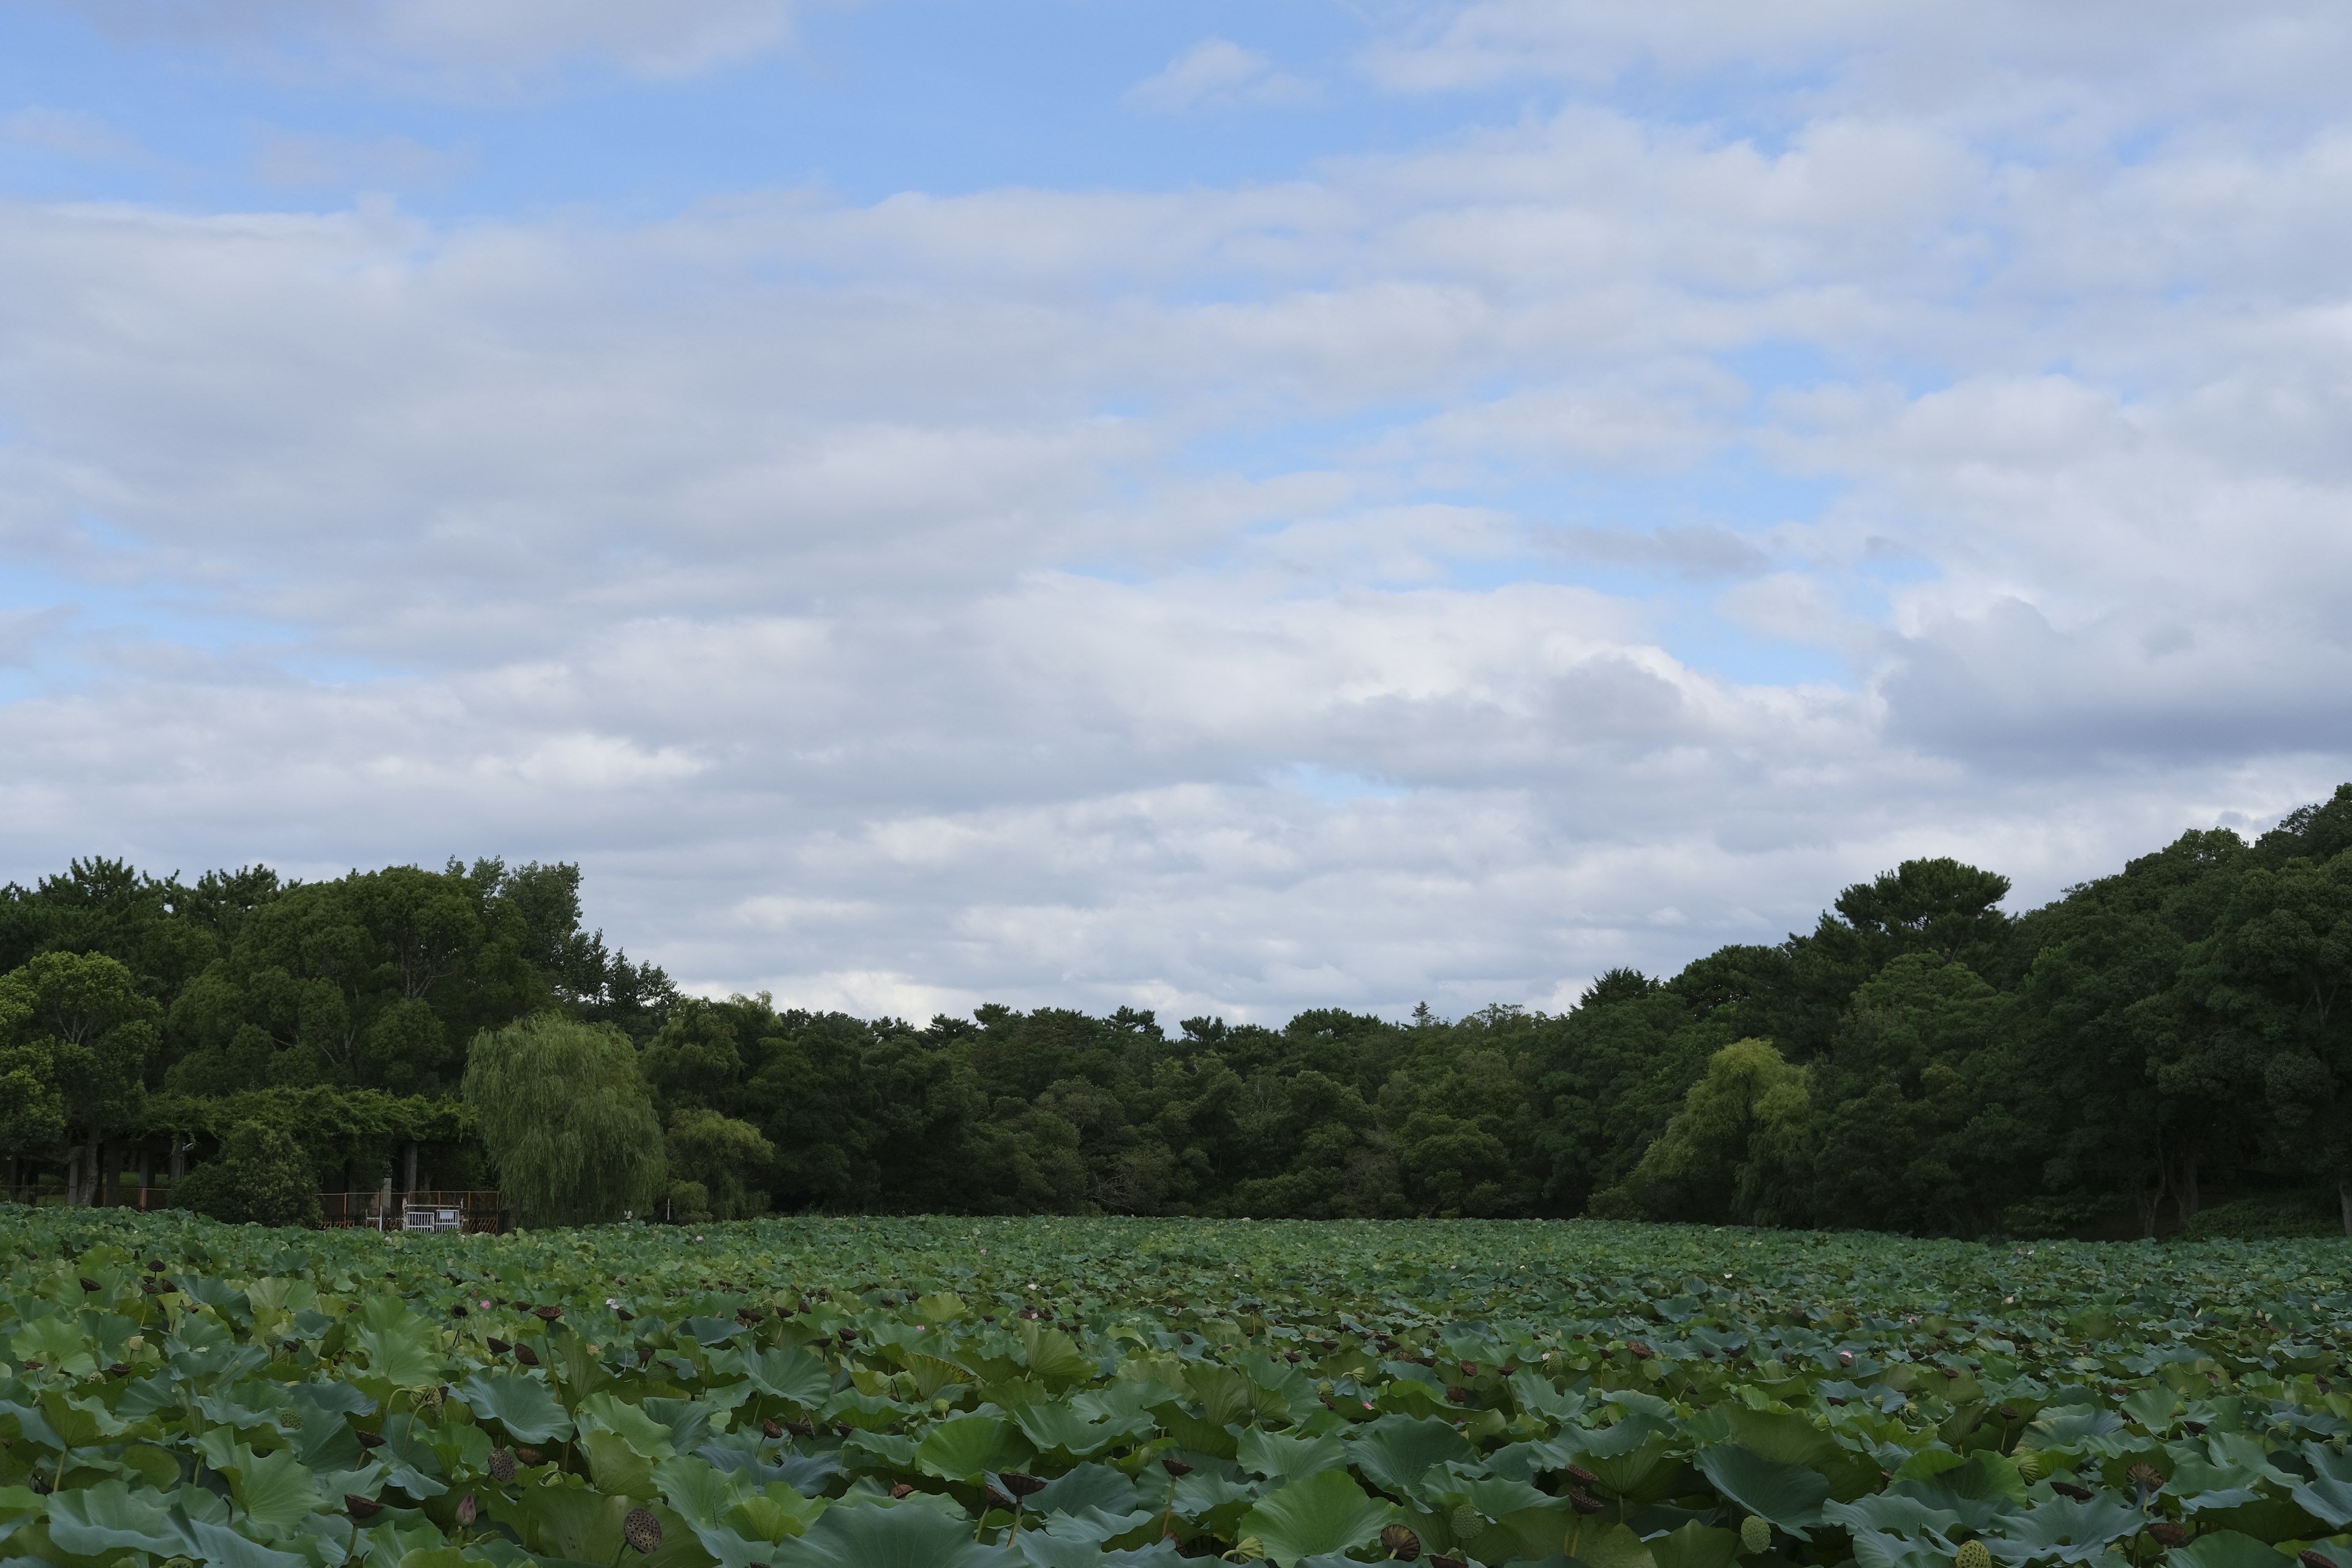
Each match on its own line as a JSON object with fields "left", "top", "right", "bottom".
{"left": 173, "top": 1121, "right": 322, "bottom": 1227}
{"left": 1597, "top": 1038, "right": 1812, "bottom": 1225}
{"left": 664, "top": 1107, "right": 774, "bottom": 1221}
{"left": 462, "top": 1013, "right": 666, "bottom": 1227}
{"left": 0, "top": 951, "right": 161, "bottom": 1202}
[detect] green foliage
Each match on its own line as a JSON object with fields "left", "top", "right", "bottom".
{"left": 665, "top": 1107, "right": 774, "bottom": 1222}
{"left": 464, "top": 1012, "right": 666, "bottom": 1226}
{"left": 4, "top": 1208, "right": 2352, "bottom": 1568}
{"left": 170, "top": 1120, "right": 322, "bottom": 1226}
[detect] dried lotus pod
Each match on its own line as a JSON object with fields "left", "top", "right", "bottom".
{"left": 515, "top": 1448, "right": 543, "bottom": 1468}
{"left": 2299, "top": 1551, "right": 2335, "bottom": 1568}
{"left": 2128, "top": 1464, "right": 2163, "bottom": 1492}
{"left": 763, "top": 1419, "right": 783, "bottom": 1439}
{"left": 486, "top": 1338, "right": 511, "bottom": 1355}
{"left": 1382, "top": 1523, "right": 1422, "bottom": 1560}
{"left": 79, "top": 1278, "right": 99, "bottom": 1292}
{"left": 356, "top": 1431, "right": 385, "bottom": 1449}
{"left": 1001, "top": 1473, "right": 1047, "bottom": 1499}
{"left": 622, "top": 1508, "right": 662, "bottom": 1555}
{"left": 2051, "top": 1481, "right": 2093, "bottom": 1502}
{"left": 2150, "top": 1523, "right": 2186, "bottom": 1548}
{"left": 487, "top": 1449, "right": 516, "bottom": 1483}
{"left": 1161, "top": 1458, "right": 1193, "bottom": 1478}
{"left": 1569, "top": 1489, "right": 1605, "bottom": 1515}
{"left": 533, "top": 1305, "right": 560, "bottom": 1321}
{"left": 514, "top": 1344, "right": 540, "bottom": 1367}
{"left": 344, "top": 1495, "right": 383, "bottom": 1521}
{"left": 1564, "top": 1464, "right": 1599, "bottom": 1488}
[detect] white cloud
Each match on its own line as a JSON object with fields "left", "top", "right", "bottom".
{"left": 1125, "top": 38, "right": 1317, "bottom": 113}
{"left": 7, "top": 5, "right": 2352, "bottom": 1014}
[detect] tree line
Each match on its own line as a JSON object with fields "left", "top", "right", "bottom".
{"left": 6, "top": 785, "right": 2352, "bottom": 1235}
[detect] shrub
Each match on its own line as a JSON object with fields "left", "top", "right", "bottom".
{"left": 174, "top": 1121, "right": 322, "bottom": 1228}
{"left": 2178, "top": 1192, "right": 2340, "bottom": 1241}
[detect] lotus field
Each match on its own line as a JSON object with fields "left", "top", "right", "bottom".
{"left": 4, "top": 1211, "right": 2352, "bottom": 1568}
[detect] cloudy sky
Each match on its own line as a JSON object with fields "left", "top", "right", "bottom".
{"left": 4, "top": 1, "right": 2350, "bottom": 1023}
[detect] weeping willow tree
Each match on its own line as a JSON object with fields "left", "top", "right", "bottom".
{"left": 462, "top": 1014, "right": 665, "bottom": 1227}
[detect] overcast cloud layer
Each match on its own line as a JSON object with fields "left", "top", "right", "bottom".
{"left": 3, "top": 0, "right": 2350, "bottom": 1021}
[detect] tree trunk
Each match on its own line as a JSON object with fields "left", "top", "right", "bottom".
{"left": 2135, "top": 1176, "right": 2164, "bottom": 1240}
{"left": 99, "top": 1140, "right": 122, "bottom": 1207}
{"left": 2340, "top": 1176, "right": 2351, "bottom": 1239}
{"left": 138, "top": 1146, "right": 153, "bottom": 1208}
{"left": 67, "top": 1144, "right": 88, "bottom": 1206}
{"left": 403, "top": 1140, "right": 419, "bottom": 1195}
{"left": 169, "top": 1136, "right": 186, "bottom": 1185}
{"left": 2172, "top": 1153, "right": 2201, "bottom": 1231}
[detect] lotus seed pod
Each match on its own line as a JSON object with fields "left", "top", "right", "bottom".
{"left": 1003, "top": 1473, "right": 1047, "bottom": 1499}
{"left": 2150, "top": 1523, "right": 2185, "bottom": 1548}
{"left": 2128, "top": 1464, "right": 2162, "bottom": 1493}
{"left": 1451, "top": 1504, "right": 1482, "bottom": 1542}
{"left": 622, "top": 1509, "right": 662, "bottom": 1555}
{"left": 344, "top": 1495, "right": 384, "bottom": 1521}
{"left": 2300, "top": 1551, "right": 2335, "bottom": 1568}
{"left": 2013, "top": 1450, "right": 2041, "bottom": 1481}
{"left": 1741, "top": 1516, "right": 1772, "bottom": 1554}
{"left": 1564, "top": 1464, "right": 1600, "bottom": 1488}
{"left": 1382, "top": 1523, "right": 1423, "bottom": 1561}
{"left": 486, "top": 1449, "right": 516, "bottom": 1483}
{"left": 1954, "top": 1541, "right": 1990, "bottom": 1568}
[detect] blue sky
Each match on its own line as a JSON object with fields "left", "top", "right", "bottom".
{"left": 4, "top": 0, "right": 2351, "bottom": 1019}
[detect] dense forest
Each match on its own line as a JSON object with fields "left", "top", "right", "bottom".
{"left": 6, "top": 784, "right": 2352, "bottom": 1237}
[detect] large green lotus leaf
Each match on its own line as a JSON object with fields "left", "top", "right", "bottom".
{"left": 1694, "top": 1446, "right": 1829, "bottom": 1539}
{"left": 11, "top": 1313, "right": 94, "bottom": 1376}
{"left": 1018, "top": 1328, "right": 1094, "bottom": 1385}
{"left": 584, "top": 1429, "right": 660, "bottom": 1497}
{"left": 1025, "top": 1503, "right": 1159, "bottom": 1548}
{"left": 354, "top": 1298, "right": 443, "bottom": 1389}
{"left": 913, "top": 1293, "right": 970, "bottom": 1325}
{"left": 578, "top": 1391, "right": 678, "bottom": 1459}
{"left": 1723, "top": 1409, "right": 1841, "bottom": 1470}
{"left": 915, "top": 1415, "right": 1035, "bottom": 1482}
{"left": 40, "top": 1388, "right": 126, "bottom": 1446}
{"left": 457, "top": 1372, "right": 575, "bottom": 1444}
{"left": 1986, "top": 1494, "right": 2146, "bottom": 1564}
{"left": 370, "top": 1414, "right": 448, "bottom": 1502}
{"left": 45, "top": 1478, "right": 182, "bottom": 1556}
{"left": 1188, "top": 1366, "right": 1262, "bottom": 1429}
{"left": 1012, "top": 1400, "right": 1147, "bottom": 1458}
{"left": 1030, "top": 1464, "right": 1141, "bottom": 1518}
{"left": 2293, "top": 1477, "right": 2352, "bottom": 1530}
{"left": 1827, "top": 1493, "right": 1965, "bottom": 1537}
{"left": 1238, "top": 1428, "right": 1348, "bottom": 1483}
{"left": 1238, "top": 1466, "right": 1395, "bottom": 1568}
{"left": 770, "top": 1500, "right": 1015, "bottom": 1568}
{"left": 740, "top": 1346, "right": 834, "bottom": 1406}
{"left": 173, "top": 1506, "right": 315, "bottom": 1568}
{"left": 1576, "top": 1520, "right": 1660, "bottom": 1568}
{"left": 657, "top": 1453, "right": 750, "bottom": 1526}
{"left": 725, "top": 1485, "right": 829, "bottom": 1544}
{"left": 226, "top": 1443, "right": 328, "bottom": 1539}
{"left": 1350, "top": 1414, "right": 1474, "bottom": 1500}
{"left": 2170, "top": 1532, "right": 2293, "bottom": 1568}
{"left": 905, "top": 1354, "right": 974, "bottom": 1402}
{"left": 1511, "top": 1372, "right": 1589, "bottom": 1426}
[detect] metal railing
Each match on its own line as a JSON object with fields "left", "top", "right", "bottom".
{"left": 318, "top": 1189, "right": 506, "bottom": 1234}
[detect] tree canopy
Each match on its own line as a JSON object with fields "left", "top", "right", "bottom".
{"left": 12, "top": 785, "right": 2352, "bottom": 1235}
